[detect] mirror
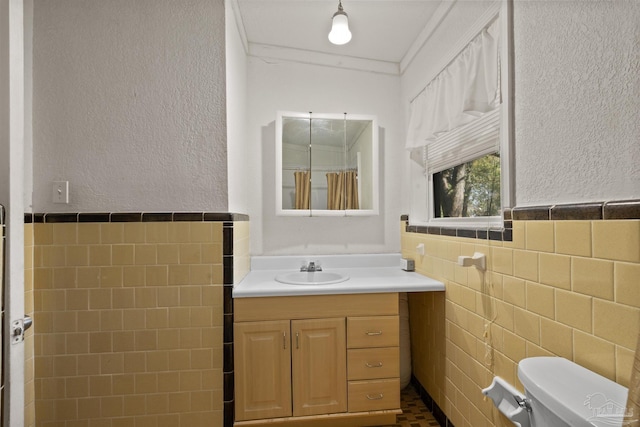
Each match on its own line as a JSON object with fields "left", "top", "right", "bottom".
{"left": 276, "top": 111, "right": 379, "bottom": 216}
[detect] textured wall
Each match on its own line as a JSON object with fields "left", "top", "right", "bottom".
{"left": 514, "top": 0, "right": 640, "bottom": 205}
{"left": 32, "top": 0, "right": 228, "bottom": 212}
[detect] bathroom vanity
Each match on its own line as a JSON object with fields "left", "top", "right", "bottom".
{"left": 232, "top": 254, "right": 444, "bottom": 427}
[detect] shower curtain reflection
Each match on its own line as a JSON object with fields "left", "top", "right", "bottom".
{"left": 293, "top": 170, "right": 311, "bottom": 209}
{"left": 326, "top": 170, "right": 359, "bottom": 210}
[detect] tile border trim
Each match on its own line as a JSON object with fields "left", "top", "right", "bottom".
{"left": 24, "top": 212, "right": 250, "bottom": 223}
{"left": 222, "top": 221, "right": 235, "bottom": 427}
{"left": 403, "top": 199, "right": 640, "bottom": 242}
{"left": 511, "top": 199, "right": 640, "bottom": 221}
{"left": 402, "top": 220, "right": 512, "bottom": 242}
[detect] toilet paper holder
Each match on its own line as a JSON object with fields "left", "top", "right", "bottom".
{"left": 482, "top": 376, "right": 530, "bottom": 427}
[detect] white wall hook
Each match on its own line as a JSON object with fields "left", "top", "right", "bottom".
{"left": 457, "top": 252, "right": 486, "bottom": 271}
{"left": 416, "top": 243, "right": 425, "bottom": 255}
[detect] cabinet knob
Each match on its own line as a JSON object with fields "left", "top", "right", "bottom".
{"left": 365, "top": 361, "right": 383, "bottom": 368}
{"left": 365, "top": 331, "right": 383, "bottom": 336}
{"left": 366, "top": 393, "right": 384, "bottom": 400}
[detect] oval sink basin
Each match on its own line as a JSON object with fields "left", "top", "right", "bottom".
{"left": 275, "top": 271, "right": 349, "bottom": 286}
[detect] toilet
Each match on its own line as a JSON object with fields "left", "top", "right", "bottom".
{"left": 483, "top": 357, "right": 630, "bottom": 427}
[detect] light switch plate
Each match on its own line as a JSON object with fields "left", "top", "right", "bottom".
{"left": 53, "top": 181, "right": 69, "bottom": 204}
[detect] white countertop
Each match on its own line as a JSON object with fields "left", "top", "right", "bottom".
{"left": 233, "top": 253, "right": 445, "bottom": 298}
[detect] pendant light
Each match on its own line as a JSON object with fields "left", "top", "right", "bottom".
{"left": 328, "top": 0, "right": 352, "bottom": 45}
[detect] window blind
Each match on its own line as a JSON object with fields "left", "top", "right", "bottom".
{"left": 426, "top": 105, "right": 501, "bottom": 174}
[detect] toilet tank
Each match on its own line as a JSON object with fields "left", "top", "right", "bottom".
{"left": 518, "top": 357, "right": 629, "bottom": 427}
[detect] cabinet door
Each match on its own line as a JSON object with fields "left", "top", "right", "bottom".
{"left": 292, "top": 318, "right": 347, "bottom": 416}
{"left": 235, "top": 320, "right": 292, "bottom": 421}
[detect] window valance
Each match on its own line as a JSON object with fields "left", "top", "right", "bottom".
{"left": 406, "top": 17, "right": 501, "bottom": 150}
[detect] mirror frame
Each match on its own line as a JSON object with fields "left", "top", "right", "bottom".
{"left": 275, "top": 111, "right": 379, "bottom": 216}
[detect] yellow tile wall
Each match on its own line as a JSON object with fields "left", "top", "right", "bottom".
{"left": 25, "top": 223, "right": 36, "bottom": 427}
{"left": 402, "top": 219, "right": 640, "bottom": 427}
{"left": 33, "top": 221, "right": 226, "bottom": 427}
{"left": 233, "top": 221, "right": 250, "bottom": 284}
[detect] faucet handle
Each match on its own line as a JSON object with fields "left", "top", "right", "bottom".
{"left": 300, "top": 261, "right": 322, "bottom": 272}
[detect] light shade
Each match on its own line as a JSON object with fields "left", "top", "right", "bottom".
{"left": 328, "top": 2, "right": 351, "bottom": 45}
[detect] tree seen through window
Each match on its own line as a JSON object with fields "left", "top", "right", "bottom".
{"left": 433, "top": 152, "right": 501, "bottom": 218}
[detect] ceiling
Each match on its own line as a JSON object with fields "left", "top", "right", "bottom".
{"left": 232, "top": 0, "right": 450, "bottom": 74}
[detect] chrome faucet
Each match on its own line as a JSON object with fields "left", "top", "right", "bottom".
{"left": 300, "top": 261, "right": 322, "bottom": 272}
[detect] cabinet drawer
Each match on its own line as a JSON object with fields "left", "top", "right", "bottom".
{"left": 347, "top": 316, "right": 399, "bottom": 348}
{"left": 348, "top": 378, "right": 400, "bottom": 412}
{"left": 347, "top": 347, "right": 399, "bottom": 380}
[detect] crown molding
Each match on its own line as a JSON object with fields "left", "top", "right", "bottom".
{"left": 248, "top": 43, "right": 400, "bottom": 75}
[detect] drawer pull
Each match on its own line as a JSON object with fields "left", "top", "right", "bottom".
{"left": 366, "top": 331, "right": 383, "bottom": 336}
{"left": 366, "top": 393, "right": 384, "bottom": 400}
{"left": 365, "top": 361, "right": 383, "bottom": 368}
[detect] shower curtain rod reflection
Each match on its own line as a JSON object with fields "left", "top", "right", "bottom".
{"left": 283, "top": 167, "right": 358, "bottom": 173}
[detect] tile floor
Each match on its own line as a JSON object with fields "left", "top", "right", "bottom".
{"left": 376, "top": 385, "right": 440, "bottom": 427}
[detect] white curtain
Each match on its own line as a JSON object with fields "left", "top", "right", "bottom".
{"left": 406, "top": 17, "right": 501, "bottom": 150}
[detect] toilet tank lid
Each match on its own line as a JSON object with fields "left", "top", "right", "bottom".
{"left": 518, "top": 357, "right": 629, "bottom": 426}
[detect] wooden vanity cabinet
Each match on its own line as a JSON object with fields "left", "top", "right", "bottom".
{"left": 234, "top": 293, "right": 401, "bottom": 427}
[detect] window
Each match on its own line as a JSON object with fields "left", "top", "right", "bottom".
{"left": 406, "top": 3, "right": 512, "bottom": 226}
{"left": 426, "top": 103, "right": 503, "bottom": 223}
{"left": 433, "top": 153, "right": 501, "bottom": 218}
